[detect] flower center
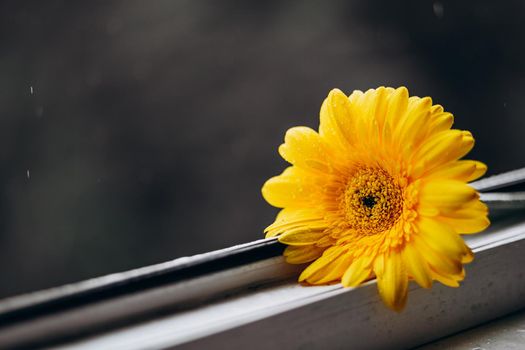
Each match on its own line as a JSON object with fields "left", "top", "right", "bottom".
{"left": 342, "top": 167, "right": 403, "bottom": 235}
{"left": 362, "top": 195, "right": 376, "bottom": 208}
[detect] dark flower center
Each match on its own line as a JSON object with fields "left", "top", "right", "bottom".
{"left": 362, "top": 196, "right": 376, "bottom": 208}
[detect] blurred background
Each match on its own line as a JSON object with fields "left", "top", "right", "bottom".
{"left": 0, "top": 0, "right": 524, "bottom": 298}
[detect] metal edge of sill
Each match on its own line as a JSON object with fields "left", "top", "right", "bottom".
{"left": 471, "top": 167, "right": 525, "bottom": 192}
{"left": 0, "top": 237, "right": 284, "bottom": 326}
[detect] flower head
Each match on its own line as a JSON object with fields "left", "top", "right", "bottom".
{"left": 262, "top": 87, "right": 489, "bottom": 311}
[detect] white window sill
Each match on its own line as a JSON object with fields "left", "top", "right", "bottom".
{"left": 57, "top": 217, "right": 525, "bottom": 350}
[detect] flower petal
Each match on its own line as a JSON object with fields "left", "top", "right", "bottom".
{"left": 461, "top": 246, "right": 474, "bottom": 264}
{"left": 298, "top": 247, "right": 343, "bottom": 282}
{"left": 424, "top": 160, "right": 486, "bottom": 182}
{"left": 467, "top": 161, "right": 488, "bottom": 182}
{"left": 313, "top": 252, "right": 353, "bottom": 284}
{"left": 319, "top": 89, "right": 355, "bottom": 151}
{"left": 417, "top": 216, "right": 470, "bottom": 260}
{"left": 370, "top": 86, "right": 390, "bottom": 130}
{"left": 412, "top": 130, "right": 474, "bottom": 177}
{"left": 439, "top": 200, "right": 490, "bottom": 234}
{"left": 427, "top": 111, "right": 454, "bottom": 136}
{"left": 430, "top": 267, "right": 463, "bottom": 287}
{"left": 395, "top": 96, "right": 432, "bottom": 152}
{"left": 261, "top": 167, "right": 317, "bottom": 208}
{"left": 440, "top": 215, "right": 490, "bottom": 234}
{"left": 279, "top": 126, "right": 332, "bottom": 173}
{"left": 279, "top": 228, "right": 327, "bottom": 246}
{"left": 419, "top": 180, "right": 478, "bottom": 214}
{"left": 341, "top": 255, "right": 374, "bottom": 287}
{"left": 412, "top": 235, "right": 463, "bottom": 276}
{"left": 385, "top": 87, "right": 409, "bottom": 128}
{"left": 375, "top": 251, "right": 408, "bottom": 312}
{"left": 265, "top": 208, "right": 326, "bottom": 237}
{"left": 402, "top": 243, "right": 432, "bottom": 288}
{"left": 284, "top": 245, "right": 325, "bottom": 264}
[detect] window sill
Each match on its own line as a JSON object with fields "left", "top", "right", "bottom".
{"left": 0, "top": 169, "right": 524, "bottom": 349}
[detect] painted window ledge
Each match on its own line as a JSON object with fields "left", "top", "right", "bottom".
{"left": 0, "top": 169, "right": 524, "bottom": 349}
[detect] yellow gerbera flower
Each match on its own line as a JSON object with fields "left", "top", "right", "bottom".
{"left": 262, "top": 87, "right": 490, "bottom": 311}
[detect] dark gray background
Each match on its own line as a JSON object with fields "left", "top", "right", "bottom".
{"left": 0, "top": 0, "right": 524, "bottom": 298}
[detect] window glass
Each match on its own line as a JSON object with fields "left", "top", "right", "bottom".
{"left": 0, "top": 1, "right": 522, "bottom": 298}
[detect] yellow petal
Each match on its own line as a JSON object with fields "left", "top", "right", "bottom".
{"left": 319, "top": 89, "right": 355, "bottom": 151}
{"left": 461, "top": 246, "right": 474, "bottom": 264}
{"left": 375, "top": 251, "right": 408, "bottom": 312}
{"left": 284, "top": 245, "right": 325, "bottom": 264}
{"left": 341, "top": 255, "right": 374, "bottom": 287}
{"left": 439, "top": 200, "right": 490, "bottom": 234}
{"left": 385, "top": 87, "right": 409, "bottom": 128}
{"left": 449, "top": 199, "right": 488, "bottom": 218}
{"left": 402, "top": 243, "right": 432, "bottom": 288}
{"left": 279, "top": 126, "right": 332, "bottom": 173}
{"left": 370, "top": 86, "right": 390, "bottom": 130}
{"left": 419, "top": 180, "right": 478, "bottom": 214}
{"left": 381, "top": 120, "right": 393, "bottom": 147}
{"left": 261, "top": 167, "right": 316, "bottom": 208}
{"left": 395, "top": 96, "right": 432, "bottom": 151}
{"left": 313, "top": 252, "right": 353, "bottom": 284}
{"left": 265, "top": 208, "right": 325, "bottom": 237}
{"left": 299, "top": 247, "right": 343, "bottom": 282}
{"left": 315, "top": 234, "right": 337, "bottom": 247}
{"left": 417, "top": 217, "right": 469, "bottom": 259}
{"left": 467, "top": 161, "right": 487, "bottom": 182}
{"left": 348, "top": 89, "right": 364, "bottom": 105}
{"left": 427, "top": 111, "right": 454, "bottom": 136}
{"left": 430, "top": 267, "right": 462, "bottom": 287}
{"left": 279, "top": 229, "right": 327, "bottom": 246}
{"left": 413, "top": 130, "right": 474, "bottom": 176}
{"left": 348, "top": 89, "right": 375, "bottom": 143}
{"left": 359, "top": 88, "right": 388, "bottom": 147}
{"left": 440, "top": 215, "right": 490, "bottom": 234}
{"left": 416, "top": 130, "right": 461, "bottom": 159}
{"left": 430, "top": 104, "right": 444, "bottom": 114}
{"left": 412, "top": 235, "right": 463, "bottom": 276}
{"left": 425, "top": 160, "right": 480, "bottom": 181}
{"left": 373, "top": 253, "right": 385, "bottom": 276}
